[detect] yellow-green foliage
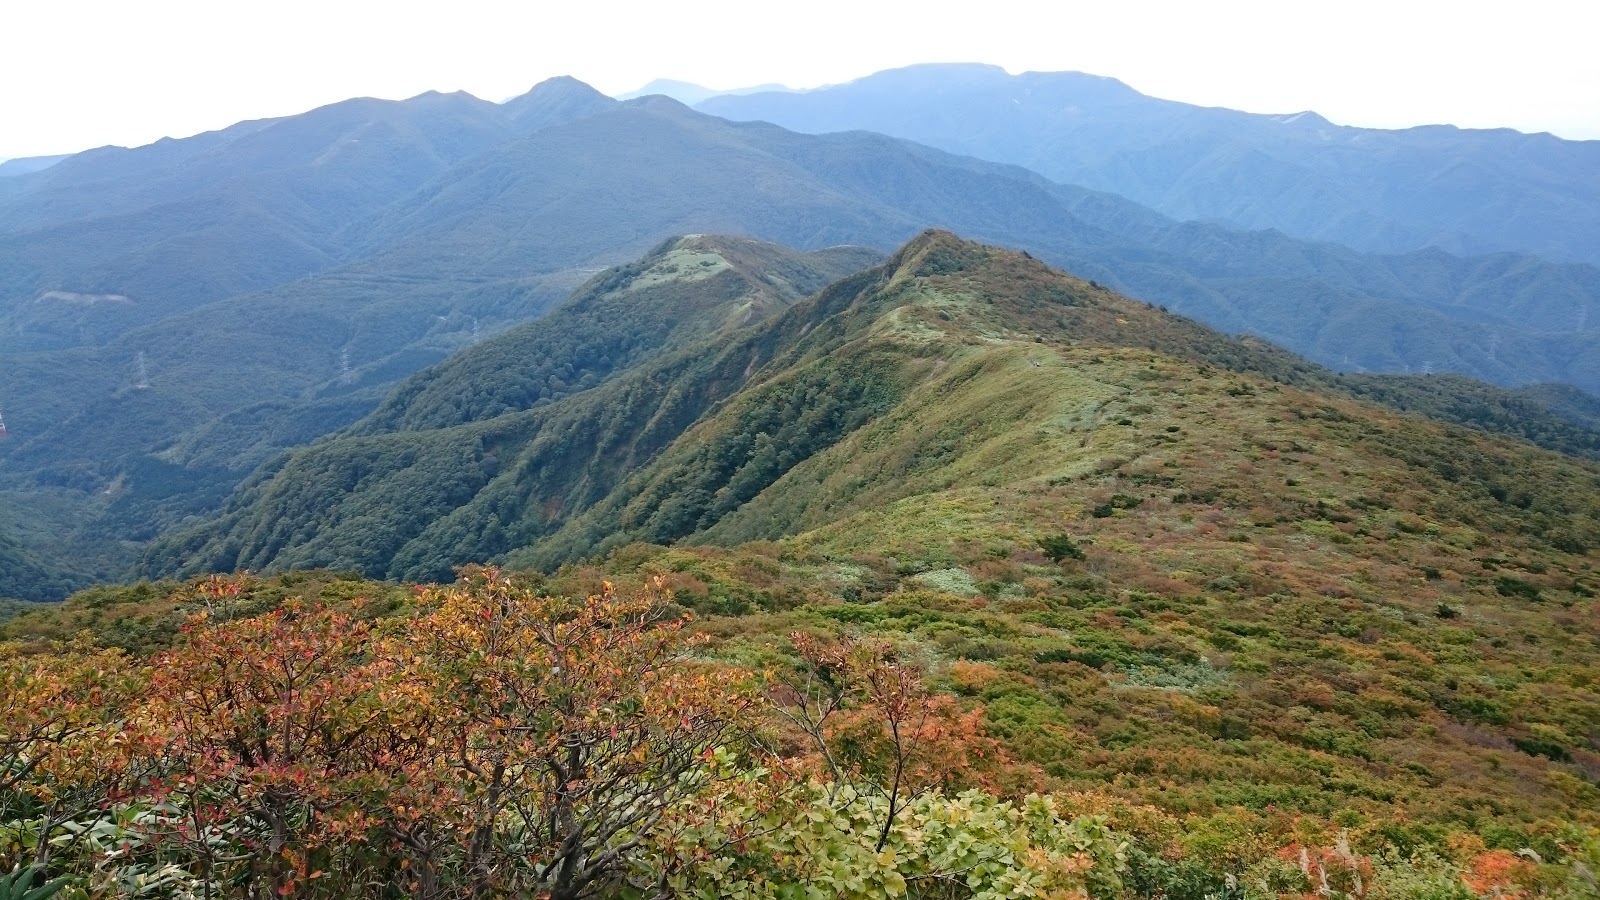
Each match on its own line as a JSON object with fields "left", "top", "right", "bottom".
{"left": 8, "top": 233, "right": 1600, "bottom": 897}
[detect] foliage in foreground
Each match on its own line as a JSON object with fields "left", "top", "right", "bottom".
{"left": 4, "top": 571, "right": 1598, "bottom": 898}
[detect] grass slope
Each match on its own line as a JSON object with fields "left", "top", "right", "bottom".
{"left": 13, "top": 239, "right": 1600, "bottom": 848}
{"left": 519, "top": 234, "right": 1600, "bottom": 833}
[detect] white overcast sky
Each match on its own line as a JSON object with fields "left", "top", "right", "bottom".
{"left": 2, "top": 0, "right": 1597, "bottom": 159}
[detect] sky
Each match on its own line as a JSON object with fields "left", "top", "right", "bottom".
{"left": 3, "top": 0, "right": 1598, "bottom": 159}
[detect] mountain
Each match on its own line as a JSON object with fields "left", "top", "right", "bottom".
{"left": 0, "top": 91, "right": 519, "bottom": 354}
{"left": 501, "top": 75, "right": 619, "bottom": 130}
{"left": 145, "top": 232, "right": 1600, "bottom": 589}
{"left": 129, "top": 232, "right": 1600, "bottom": 836}
{"left": 616, "top": 78, "right": 793, "bottom": 105}
{"left": 699, "top": 63, "right": 1600, "bottom": 266}
{"left": 137, "top": 233, "right": 879, "bottom": 578}
{"left": 352, "top": 234, "right": 880, "bottom": 435}
{"left": 0, "top": 154, "right": 70, "bottom": 178}
{"left": 7, "top": 82, "right": 1600, "bottom": 596}
{"left": 344, "top": 95, "right": 1600, "bottom": 392}
{"left": 9, "top": 231, "right": 1598, "bottom": 867}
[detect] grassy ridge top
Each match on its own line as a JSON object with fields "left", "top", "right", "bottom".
{"left": 12, "top": 232, "right": 1600, "bottom": 856}
{"left": 148, "top": 231, "right": 1600, "bottom": 589}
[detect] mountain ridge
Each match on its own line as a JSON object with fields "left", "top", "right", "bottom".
{"left": 5, "top": 80, "right": 1600, "bottom": 597}
{"left": 143, "top": 232, "right": 1600, "bottom": 590}
{"left": 700, "top": 63, "right": 1600, "bottom": 266}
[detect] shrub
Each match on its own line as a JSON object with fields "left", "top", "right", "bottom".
{"left": 1040, "top": 533, "right": 1087, "bottom": 562}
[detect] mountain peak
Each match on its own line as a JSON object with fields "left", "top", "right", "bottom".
{"left": 885, "top": 228, "right": 987, "bottom": 275}
{"left": 515, "top": 75, "right": 606, "bottom": 98}
{"left": 500, "top": 76, "right": 616, "bottom": 131}
{"left": 620, "top": 93, "right": 694, "bottom": 114}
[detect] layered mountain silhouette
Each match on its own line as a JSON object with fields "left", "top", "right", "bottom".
{"left": 615, "top": 79, "right": 793, "bottom": 105}
{"left": 0, "top": 155, "right": 70, "bottom": 178}
{"left": 3, "top": 76, "right": 1599, "bottom": 598}
{"left": 701, "top": 63, "right": 1600, "bottom": 266}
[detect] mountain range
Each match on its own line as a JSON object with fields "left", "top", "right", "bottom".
{"left": 2, "top": 71, "right": 1599, "bottom": 599}
{"left": 16, "top": 231, "right": 1600, "bottom": 852}
{"left": 701, "top": 62, "right": 1600, "bottom": 267}
{"left": 2, "top": 65, "right": 1598, "bottom": 895}
{"left": 0, "top": 155, "right": 70, "bottom": 178}
{"left": 615, "top": 78, "right": 793, "bottom": 105}
{"left": 138, "top": 230, "right": 1600, "bottom": 584}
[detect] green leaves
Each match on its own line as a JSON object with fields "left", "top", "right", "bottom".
{"left": 0, "top": 867, "right": 67, "bottom": 900}
{"left": 1038, "top": 533, "right": 1086, "bottom": 563}
{"left": 647, "top": 781, "right": 1127, "bottom": 900}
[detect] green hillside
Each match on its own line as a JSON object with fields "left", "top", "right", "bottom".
{"left": 355, "top": 235, "right": 880, "bottom": 434}
{"left": 0, "top": 523, "right": 82, "bottom": 601}
{"left": 6, "top": 85, "right": 1600, "bottom": 600}
{"left": 150, "top": 232, "right": 1600, "bottom": 608}
{"left": 139, "top": 235, "right": 881, "bottom": 580}
{"left": 19, "top": 232, "right": 1600, "bottom": 886}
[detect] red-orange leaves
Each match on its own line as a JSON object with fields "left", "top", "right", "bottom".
{"left": 135, "top": 602, "right": 419, "bottom": 893}
{"left": 402, "top": 568, "right": 757, "bottom": 898}
{"left": 773, "top": 633, "right": 1012, "bottom": 853}
{"left": 0, "top": 640, "right": 138, "bottom": 806}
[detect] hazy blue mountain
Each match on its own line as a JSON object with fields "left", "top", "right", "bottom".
{"left": 699, "top": 63, "right": 1600, "bottom": 266}
{"left": 501, "top": 76, "right": 619, "bottom": 131}
{"left": 377, "top": 96, "right": 1600, "bottom": 390}
{"left": 0, "top": 91, "right": 520, "bottom": 354}
{"left": 0, "top": 155, "right": 70, "bottom": 178}
{"left": 616, "top": 79, "right": 793, "bottom": 105}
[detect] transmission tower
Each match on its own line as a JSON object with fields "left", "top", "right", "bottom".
{"left": 133, "top": 351, "right": 151, "bottom": 389}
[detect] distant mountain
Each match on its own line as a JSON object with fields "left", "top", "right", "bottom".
{"left": 700, "top": 63, "right": 1600, "bottom": 266}
{"left": 502, "top": 75, "right": 619, "bottom": 130}
{"left": 0, "top": 154, "right": 70, "bottom": 178}
{"left": 0, "top": 91, "right": 517, "bottom": 353}
{"left": 344, "top": 96, "right": 1600, "bottom": 395}
{"left": 616, "top": 79, "right": 792, "bottom": 105}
